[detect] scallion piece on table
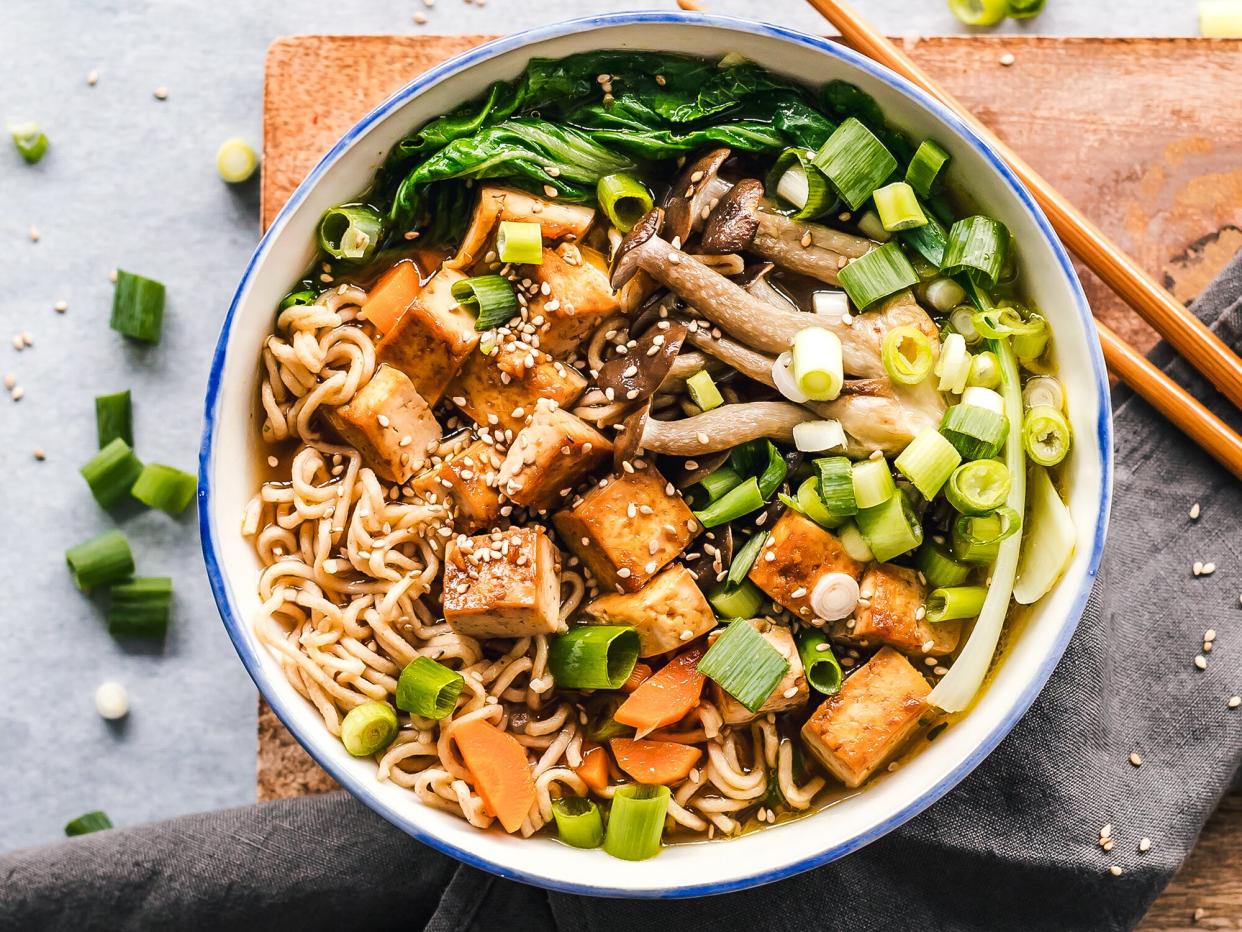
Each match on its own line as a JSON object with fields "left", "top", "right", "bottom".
{"left": 697, "top": 619, "right": 790, "bottom": 713}
{"left": 925, "top": 586, "right": 989, "bottom": 622}
{"left": 894, "top": 428, "right": 961, "bottom": 500}
{"left": 130, "top": 463, "right": 196, "bottom": 515}
{"left": 945, "top": 459, "right": 1011, "bottom": 515}
{"left": 318, "top": 204, "right": 383, "bottom": 263}
{"left": 936, "top": 332, "right": 971, "bottom": 394}
{"left": 838, "top": 241, "right": 920, "bottom": 309}
{"left": 9, "top": 121, "right": 49, "bottom": 163}
{"left": 686, "top": 369, "right": 724, "bottom": 411}
{"left": 95, "top": 390, "right": 133, "bottom": 448}
{"left": 110, "top": 269, "right": 166, "bottom": 343}
{"left": 603, "top": 784, "right": 669, "bottom": 861}
{"left": 796, "top": 476, "right": 840, "bottom": 528}
{"left": 951, "top": 507, "right": 1022, "bottom": 564}
{"left": 552, "top": 797, "right": 605, "bottom": 849}
{"left": 548, "top": 626, "right": 639, "bottom": 690}
{"left": 856, "top": 490, "right": 924, "bottom": 562}
{"left": 66, "top": 530, "right": 134, "bottom": 590}
{"left": 900, "top": 209, "right": 948, "bottom": 267}
{"left": 1007, "top": 0, "right": 1046, "bottom": 19}
{"left": 948, "top": 0, "right": 1008, "bottom": 26}
{"left": 797, "top": 630, "right": 843, "bottom": 695}
{"left": 396, "top": 657, "right": 465, "bottom": 719}
{"left": 837, "top": 519, "right": 874, "bottom": 563}
{"left": 699, "top": 464, "right": 743, "bottom": 502}
{"left": 727, "top": 531, "right": 769, "bottom": 588}
{"left": 339, "top": 700, "right": 399, "bottom": 757}
{"left": 452, "top": 275, "right": 519, "bottom": 332}
{"left": 708, "top": 579, "right": 765, "bottom": 620}
{"left": 940, "top": 403, "right": 1008, "bottom": 460}
{"left": 790, "top": 327, "right": 844, "bottom": 401}
{"left": 814, "top": 456, "right": 858, "bottom": 521}
{"left": 694, "top": 476, "right": 764, "bottom": 528}
{"left": 496, "top": 220, "right": 544, "bottom": 265}
{"left": 597, "top": 173, "right": 654, "bottom": 233}
{"left": 65, "top": 811, "right": 113, "bottom": 836}
{"left": 767, "top": 148, "right": 836, "bottom": 219}
{"left": 915, "top": 540, "right": 972, "bottom": 589}
{"left": 942, "top": 216, "right": 1009, "bottom": 286}
{"left": 967, "top": 350, "right": 1001, "bottom": 389}
{"left": 1023, "top": 405, "right": 1072, "bottom": 466}
{"left": 81, "top": 438, "right": 144, "bottom": 509}
{"left": 812, "top": 117, "right": 897, "bottom": 211}
{"left": 905, "top": 139, "right": 950, "bottom": 198}
{"left": 107, "top": 577, "right": 172, "bottom": 638}
{"left": 882, "top": 325, "right": 934, "bottom": 385}
{"left": 215, "top": 137, "right": 258, "bottom": 184}
{"left": 1013, "top": 466, "right": 1075, "bottom": 604}
{"left": 851, "top": 457, "right": 896, "bottom": 510}
{"left": 873, "top": 181, "right": 927, "bottom": 232}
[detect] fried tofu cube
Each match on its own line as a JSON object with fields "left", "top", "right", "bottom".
{"left": 442, "top": 527, "right": 564, "bottom": 638}
{"left": 497, "top": 405, "right": 612, "bottom": 512}
{"left": 747, "top": 511, "right": 865, "bottom": 620}
{"left": 712, "top": 619, "right": 809, "bottom": 724}
{"left": 326, "top": 364, "right": 441, "bottom": 484}
{"left": 375, "top": 267, "right": 478, "bottom": 405}
{"left": 448, "top": 340, "right": 587, "bottom": 437}
{"left": 801, "top": 646, "right": 931, "bottom": 788}
{"left": 836, "top": 563, "right": 963, "bottom": 658}
{"left": 553, "top": 465, "right": 698, "bottom": 593}
{"left": 408, "top": 438, "right": 503, "bottom": 533}
{"left": 583, "top": 564, "right": 717, "bottom": 657}
{"left": 525, "top": 244, "right": 621, "bottom": 357}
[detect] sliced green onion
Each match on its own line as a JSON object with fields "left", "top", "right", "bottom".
{"left": 856, "top": 490, "right": 923, "bottom": 562}
{"left": 108, "top": 577, "right": 172, "bottom": 638}
{"left": 95, "top": 390, "right": 133, "bottom": 448}
{"left": 496, "top": 220, "right": 543, "bottom": 265}
{"left": 905, "top": 139, "right": 950, "bottom": 198}
{"left": 709, "top": 579, "right": 766, "bottom": 619}
{"left": 767, "top": 148, "right": 836, "bottom": 220}
{"left": 452, "top": 275, "right": 519, "bottom": 332}
{"left": 130, "top": 463, "right": 196, "bottom": 515}
{"left": 9, "top": 121, "right": 49, "bottom": 164}
{"left": 1023, "top": 404, "right": 1072, "bottom": 466}
{"left": 81, "top": 438, "right": 143, "bottom": 509}
{"left": 949, "top": 305, "right": 982, "bottom": 345}
{"left": 318, "top": 205, "right": 383, "bottom": 263}
{"left": 873, "top": 181, "right": 927, "bottom": 232}
{"left": 915, "top": 540, "right": 972, "bottom": 589}
{"left": 855, "top": 209, "right": 891, "bottom": 243}
{"left": 942, "top": 216, "right": 1009, "bottom": 286}
{"left": 110, "top": 269, "right": 166, "bottom": 343}
{"left": 1023, "top": 375, "right": 1064, "bottom": 411}
{"left": 549, "top": 626, "right": 639, "bottom": 690}
{"left": 967, "top": 350, "right": 1001, "bottom": 389}
{"left": 814, "top": 456, "right": 858, "bottom": 521}
{"left": 603, "top": 785, "right": 669, "bottom": 861}
{"left": 940, "top": 403, "right": 1008, "bottom": 460}
{"left": 686, "top": 370, "right": 724, "bottom": 412}
{"left": 1013, "top": 466, "right": 1075, "bottom": 604}
{"left": 922, "top": 277, "right": 965, "bottom": 313}
{"left": 948, "top": 0, "right": 1008, "bottom": 26}
{"left": 215, "top": 137, "right": 258, "bottom": 183}
{"left": 945, "top": 459, "right": 1010, "bottom": 515}
{"left": 936, "top": 332, "right": 971, "bottom": 394}
{"left": 1007, "top": 0, "right": 1046, "bottom": 18}
{"left": 396, "top": 657, "right": 464, "bottom": 719}
{"left": 837, "top": 519, "right": 874, "bottom": 562}
{"left": 694, "top": 476, "right": 764, "bottom": 528}
{"left": 727, "top": 531, "right": 769, "bottom": 588}
{"left": 882, "top": 325, "right": 934, "bottom": 386}
{"left": 926, "top": 586, "right": 988, "bottom": 622}
{"left": 552, "top": 797, "right": 605, "bottom": 849}
{"left": 1012, "top": 312, "right": 1049, "bottom": 360}
{"left": 792, "top": 419, "right": 847, "bottom": 453}
{"left": 797, "top": 476, "right": 841, "bottom": 528}
{"left": 597, "top": 173, "right": 654, "bottom": 233}
{"left": 961, "top": 385, "right": 1005, "bottom": 415}
{"left": 851, "top": 457, "right": 895, "bottom": 510}
{"left": 813, "top": 117, "right": 898, "bottom": 211}
{"left": 65, "top": 811, "right": 113, "bottom": 836}
{"left": 66, "top": 530, "right": 134, "bottom": 590}
{"left": 791, "top": 327, "right": 844, "bottom": 401}
{"left": 894, "top": 428, "right": 961, "bottom": 499}
{"left": 839, "top": 242, "right": 920, "bottom": 309}
{"left": 697, "top": 619, "right": 790, "bottom": 712}
{"left": 900, "top": 209, "right": 948, "bottom": 267}
{"left": 797, "top": 630, "right": 843, "bottom": 695}
{"left": 280, "top": 288, "right": 316, "bottom": 310}
{"left": 952, "top": 507, "right": 1021, "bottom": 564}
{"left": 340, "top": 700, "right": 399, "bottom": 757}
{"left": 731, "top": 440, "right": 788, "bottom": 499}
{"left": 700, "top": 464, "right": 743, "bottom": 502}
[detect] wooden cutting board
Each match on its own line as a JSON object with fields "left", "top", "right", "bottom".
{"left": 258, "top": 34, "right": 1242, "bottom": 929}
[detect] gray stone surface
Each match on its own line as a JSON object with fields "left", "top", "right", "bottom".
{"left": 0, "top": 0, "right": 1190, "bottom": 853}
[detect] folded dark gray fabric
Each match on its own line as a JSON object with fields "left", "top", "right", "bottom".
{"left": 3, "top": 253, "right": 1240, "bottom": 932}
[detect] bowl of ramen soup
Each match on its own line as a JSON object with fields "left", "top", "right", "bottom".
{"left": 200, "top": 11, "right": 1111, "bottom": 897}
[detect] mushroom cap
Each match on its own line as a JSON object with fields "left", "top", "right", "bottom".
{"left": 684, "top": 524, "right": 733, "bottom": 588}
{"left": 612, "top": 400, "right": 651, "bottom": 471}
{"left": 699, "top": 178, "right": 764, "bottom": 254}
{"left": 609, "top": 207, "right": 664, "bottom": 290}
{"left": 663, "top": 147, "right": 731, "bottom": 248}
{"left": 596, "top": 321, "right": 690, "bottom": 408}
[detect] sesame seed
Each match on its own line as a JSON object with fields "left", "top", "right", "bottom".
{"left": 28, "top": 226, "right": 40, "bottom": 243}
{"left": 1193, "top": 561, "right": 1203, "bottom": 576}
{"left": 697, "top": 432, "right": 710, "bottom": 445}
{"left": 154, "top": 86, "right": 169, "bottom": 100}
{"left": 267, "top": 455, "right": 279, "bottom": 468}
{"left": 32, "top": 448, "right": 45, "bottom": 461}
{"left": 11, "top": 386, "right": 24, "bottom": 401}
{"left": 3, "top": 375, "right": 13, "bottom": 391}
{"left": 815, "top": 642, "right": 830, "bottom": 652}
{"left": 915, "top": 606, "right": 926, "bottom": 621}
{"left": 377, "top": 414, "right": 390, "bottom": 428}
{"left": 1202, "top": 562, "right": 1216, "bottom": 575}
{"left": 1099, "top": 824, "right": 1113, "bottom": 840}
{"left": 790, "top": 587, "right": 808, "bottom": 599}
{"left": 54, "top": 300, "right": 67, "bottom": 313}
{"left": 1139, "top": 837, "right": 1151, "bottom": 852}
{"left": 1108, "top": 865, "right": 1123, "bottom": 877}
{"left": 1193, "top": 907, "right": 1206, "bottom": 922}
{"left": 782, "top": 686, "right": 798, "bottom": 699}
{"left": 680, "top": 629, "right": 693, "bottom": 641}
{"left": 1128, "top": 752, "right": 1143, "bottom": 767}
{"left": 543, "top": 185, "right": 558, "bottom": 198}
{"left": 999, "top": 52, "right": 1015, "bottom": 66}
{"left": 800, "top": 230, "right": 812, "bottom": 248}
{"left": 764, "top": 551, "right": 776, "bottom": 562}
{"left": 1189, "top": 502, "right": 1201, "bottom": 519}
{"left": 413, "top": 10, "right": 427, "bottom": 22}
{"left": 87, "top": 69, "right": 99, "bottom": 86}
{"left": 1194, "top": 655, "right": 1207, "bottom": 670}
{"left": 617, "top": 568, "right": 632, "bottom": 578}
{"left": 1228, "top": 696, "right": 1240, "bottom": 709}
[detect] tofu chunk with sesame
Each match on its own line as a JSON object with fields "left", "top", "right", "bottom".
{"left": 448, "top": 340, "right": 587, "bottom": 437}
{"left": 525, "top": 244, "right": 621, "bottom": 357}
{"left": 326, "top": 364, "right": 441, "bottom": 484}
{"left": 553, "top": 465, "right": 698, "bottom": 593}
{"left": 747, "top": 511, "right": 865, "bottom": 620}
{"left": 583, "top": 564, "right": 716, "bottom": 657}
{"left": 409, "top": 438, "right": 503, "bottom": 533}
{"left": 712, "top": 619, "right": 809, "bottom": 724}
{"left": 498, "top": 404, "right": 612, "bottom": 512}
{"left": 376, "top": 268, "right": 478, "bottom": 405}
{"left": 835, "top": 563, "right": 963, "bottom": 658}
{"left": 442, "top": 527, "right": 564, "bottom": 639}
{"left": 801, "top": 646, "right": 931, "bottom": 788}
{"left": 446, "top": 185, "right": 596, "bottom": 271}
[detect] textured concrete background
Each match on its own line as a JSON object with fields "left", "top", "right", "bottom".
{"left": 0, "top": 0, "right": 1193, "bottom": 853}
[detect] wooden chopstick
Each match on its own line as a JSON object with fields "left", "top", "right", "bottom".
{"left": 804, "top": 0, "right": 1242, "bottom": 480}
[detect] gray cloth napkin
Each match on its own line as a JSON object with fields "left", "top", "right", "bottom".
{"left": 3, "top": 254, "right": 1240, "bottom": 932}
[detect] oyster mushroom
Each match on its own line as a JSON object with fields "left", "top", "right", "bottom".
{"left": 663, "top": 148, "right": 732, "bottom": 248}
{"left": 698, "top": 179, "right": 764, "bottom": 254}
{"left": 596, "top": 322, "right": 689, "bottom": 405}
{"left": 615, "top": 399, "right": 811, "bottom": 464}
{"left": 741, "top": 263, "right": 799, "bottom": 313}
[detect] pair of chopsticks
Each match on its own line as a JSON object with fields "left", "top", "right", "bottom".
{"left": 804, "top": 0, "right": 1242, "bottom": 480}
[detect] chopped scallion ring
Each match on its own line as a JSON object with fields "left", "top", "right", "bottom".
{"left": 790, "top": 327, "right": 844, "bottom": 401}
{"left": 771, "top": 351, "right": 810, "bottom": 404}
{"left": 694, "top": 476, "right": 764, "bottom": 528}
{"left": 856, "top": 490, "right": 923, "bottom": 562}
{"left": 340, "top": 701, "right": 399, "bottom": 757}
{"left": 603, "top": 784, "right": 669, "bottom": 861}
{"left": 95, "top": 390, "right": 133, "bottom": 448}
{"left": 496, "top": 220, "right": 544, "bottom": 265}
{"left": 697, "top": 620, "right": 790, "bottom": 713}
{"left": 797, "top": 630, "right": 843, "bottom": 695}
{"left": 65, "top": 811, "right": 113, "bottom": 837}
{"left": 952, "top": 507, "right": 1022, "bottom": 564}
{"left": 699, "top": 464, "right": 743, "bottom": 502}
{"left": 1007, "top": 0, "right": 1046, "bottom": 18}
{"left": 452, "top": 275, "right": 519, "bottom": 332}
{"left": 940, "top": 402, "right": 1008, "bottom": 460}
{"left": 215, "top": 137, "right": 258, "bottom": 184}
{"left": 855, "top": 209, "right": 891, "bottom": 243}
{"left": 108, "top": 577, "right": 172, "bottom": 639}
{"left": 923, "top": 276, "right": 964, "bottom": 313}
{"left": 851, "top": 457, "right": 896, "bottom": 510}
{"left": 767, "top": 148, "right": 836, "bottom": 219}
{"left": 960, "top": 386, "right": 1004, "bottom": 415}
{"left": 708, "top": 579, "right": 765, "bottom": 620}
{"left": 726, "top": 530, "right": 770, "bottom": 588}
{"left": 945, "top": 459, "right": 1011, "bottom": 515}
{"left": 915, "top": 540, "right": 972, "bottom": 589}
{"left": 792, "top": 418, "right": 847, "bottom": 453}
{"left": 838, "top": 241, "right": 920, "bottom": 309}
{"left": 1022, "top": 375, "right": 1064, "bottom": 411}
{"left": 942, "top": 216, "right": 1009, "bottom": 286}
{"left": 900, "top": 209, "right": 947, "bottom": 266}
{"left": 894, "top": 427, "right": 962, "bottom": 500}
{"left": 597, "top": 173, "right": 654, "bottom": 232}
{"left": 1023, "top": 404, "right": 1072, "bottom": 466}
{"left": 967, "top": 350, "right": 1001, "bottom": 389}
{"left": 796, "top": 476, "right": 839, "bottom": 528}
{"left": 552, "top": 797, "right": 605, "bottom": 849}
{"left": 814, "top": 456, "right": 858, "bottom": 521}
{"left": 9, "top": 121, "right": 49, "bottom": 164}
{"left": 905, "top": 139, "right": 951, "bottom": 198}
{"left": 812, "top": 290, "right": 850, "bottom": 319}
{"left": 810, "top": 571, "right": 860, "bottom": 621}
{"left": 686, "top": 370, "right": 724, "bottom": 411}
{"left": 813, "top": 117, "right": 898, "bottom": 211}
{"left": 131, "top": 463, "right": 196, "bottom": 515}
{"left": 318, "top": 204, "right": 384, "bottom": 263}
{"left": 837, "top": 519, "right": 874, "bottom": 562}
{"left": 81, "top": 438, "right": 143, "bottom": 508}
{"left": 873, "top": 181, "right": 928, "bottom": 232}
{"left": 548, "top": 626, "right": 640, "bottom": 690}
{"left": 935, "top": 331, "right": 971, "bottom": 394}
{"left": 66, "top": 530, "right": 134, "bottom": 590}
{"left": 396, "top": 657, "right": 465, "bottom": 719}
{"left": 110, "top": 269, "right": 166, "bottom": 343}
{"left": 949, "top": 305, "right": 982, "bottom": 345}
{"left": 948, "top": 0, "right": 1008, "bottom": 26}
{"left": 925, "top": 586, "right": 989, "bottom": 622}
{"left": 882, "top": 325, "right": 934, "bottom": 386}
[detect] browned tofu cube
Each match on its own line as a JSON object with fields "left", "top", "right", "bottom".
{"left": 409, "top": 438, "right": 503, "bottom": 533}
{"left": 525, "top": 244, "right": 620, "bottom": 358}
{"left": 326, "top": 364, "right": 441, "bottom": 484}
{"left": 446, "top": 185, "right": 596, "bottom": 271}
{"left": 448, "top": 340, "right": 587, "bottom": 437}
{"left": 375, "top": 268, "right": 478, "bottom": 405}
{"left": 747, "top": 511, "right": 865, "bottom": 619}
{"left": 836, "top": 563, "right": 963, "bottom": 658}
{"left": 583, "top": 564, "right": 716, "bottom": 657}
{"left": 552, "top": 464, "right": 698, "bottom": 593}
{"left": 712, "top": 619, "right": 809, "bottom": 724}
{"left": 442, "top": 527, "right": 564, "bottom": 638}
{"left": 801, "top": 646, "right": 931, "bottom": 788}
{"left": 497, "top": 404, "right": 612, "bottom": 512}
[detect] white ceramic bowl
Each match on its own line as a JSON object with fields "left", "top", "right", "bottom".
{"left": 200, "top": 11, "right": 1112, "bottom": 898}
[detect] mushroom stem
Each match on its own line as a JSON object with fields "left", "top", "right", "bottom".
{"left": 752, "top": 210, "right": 872, "bottom": 285}
{"left": 639, "top": 402, "right": 810, "bottom": 456}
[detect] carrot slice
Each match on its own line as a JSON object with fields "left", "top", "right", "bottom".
{"left": 610, "top": 738, "right": 701, "bottom": 786}
{"left": 574, "top": 744, "right": 610, "bottom": 794}
{"left": 621, "top": 662, "right": 653, "bottom": 695}
{"left": 614, "top": 647, "right": 705, "bottom": 738}
{"left": 360, "top": 261, "right": 420, "bottom": 333}
{"left": 454, "top": 718, "right": 536, "bottom": 833}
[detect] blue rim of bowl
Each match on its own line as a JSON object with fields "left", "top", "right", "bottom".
{"left": 199, "top": 10, "right": 1113, "bottom": 899}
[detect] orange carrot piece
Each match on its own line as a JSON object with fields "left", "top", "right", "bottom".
{"left": 360, "top": 261, "right": 420, "bottom": 333}
{"left": 574, "top": 744, "right": 610, "bottom": 795}
{"left": 610, "top": 738, "right": 701, "bottom": 786}
{"left": 454, "top": 718, "right": 536, "bottom": 833}
{"left": 621, "top": 662, "right": 653, "bottom": 694}
{"left": 613, "top": 647, "right": 705, "bottom": 738}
